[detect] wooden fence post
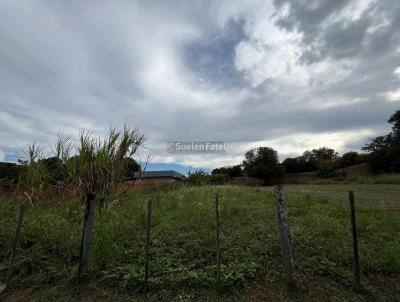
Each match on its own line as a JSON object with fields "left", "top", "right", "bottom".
{"left": 5, "top": 203, "right": 27, "bottom": 282}
{"left": 214, "top": 193, "right": 221, "bottom": 288}
{"left": 348, "top": 191, "right": 361, "bottom": 288}
{"left": 78, "top": 193, "right": 96, "bottom": 279}
{"left": 274, "top": 185, "right": 295, "bottom": 288}
{"left": 144, "top": 197, "right": 152, "bottom": 287}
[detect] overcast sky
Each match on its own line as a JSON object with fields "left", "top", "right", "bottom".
{"left": 0, "top": 0, "right": 399, "bottom": 170}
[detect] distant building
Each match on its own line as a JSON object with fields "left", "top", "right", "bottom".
{"left": 131, "top": 170, "right": 186, "bottom": 184}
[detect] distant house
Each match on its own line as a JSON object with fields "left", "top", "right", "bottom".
{"left": 131, "top": 170, "right": 186, "bottom": 184}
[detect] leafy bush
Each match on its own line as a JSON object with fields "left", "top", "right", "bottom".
{"left": 335, "top": 151, "right": 367, "bottom": 168}
{"left": 211, "top": 165, "right": 243, "bottom": 178}
{"left": 209, "top": 173, "right": 229, "bottom": 185}
{"left": 0, "top": 162, "right": 22, "bottom": 184}
{"left": 317, "top": 160, "right": 337, "bottom": 178}
{"left": 186, "top": 169, "right": 210, "bottom": 185}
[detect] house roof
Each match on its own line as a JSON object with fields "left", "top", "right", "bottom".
{"left": 132, "top": 170, "right": 186, "bottom": 180}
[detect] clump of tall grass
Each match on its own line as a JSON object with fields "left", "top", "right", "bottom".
{"left": 19, "top": 125, "right": 145, "bottom": 205}
{"left": 18, "top": 143, "right": 48, "bottom": 204}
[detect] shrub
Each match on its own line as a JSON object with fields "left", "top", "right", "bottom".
{"left": 186, "top": 169, "right": 210, "bottom": 185}
{"left": 317, "top": 160, "right": 337, "bottom": 178}
{"left": 209, "top": 173, "right": 229, "bottom": 185}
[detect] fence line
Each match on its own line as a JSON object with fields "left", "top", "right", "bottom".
{"left": 274, "top": 186, "right": 295, "bottom": 288}
{"left": 5, "top": 203, "right": 27, "bottom": 283}
{"left": 2, "top": 186, "right": 375, "bottom": 291}
{"left": 214, "top": 193, "right": 221, "bottom": 289}
{"left": 348, "top": 191, "right": 361, "bottom": 289}
{"left": 78, "top": 193, "right": 96, "bottom": 279}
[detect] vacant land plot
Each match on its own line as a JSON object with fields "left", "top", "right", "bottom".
{"left": 262, "top": 184, "right": 400, "bottom": 210}
{"left": 0, "top": 185, "right": 399, "bottom": 301}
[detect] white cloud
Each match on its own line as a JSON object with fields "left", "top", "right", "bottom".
{"left": 394, "top": 66, "right": 400, "bottom": 78}
{"left": 385, "top": 88, "right": 400, "bottom": 102}
{"left": 233, "top": 5, "right": 308, "bottom": 87}
{"left": 232, "top": 2, "right": 356, "bottom": 95}
{"left": 144, "top": 128, "right": 377, "bottom": 168}
{"left": 0, "top": 0, "right": 399, "bottom": 169}
{"left": 339, "top": 0, "right": 378, "bottom": 22}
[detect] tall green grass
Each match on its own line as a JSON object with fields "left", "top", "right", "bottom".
{"left": 0, "top": 186, "right": 399, "bottom": 300}
{"left": 284, "top": 173, "right": 400, "bottom": 185}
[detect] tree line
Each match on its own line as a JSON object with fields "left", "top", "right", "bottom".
{"left": 188, "top": 109, "right": 400, "bottom": 184}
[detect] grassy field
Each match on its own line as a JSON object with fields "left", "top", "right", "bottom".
{"left": 268, "top": 184, "right": 400, "bottom": 209}
{"left": 287, "top": 173, "right": 400, "bottom": 185}
{"left": 0, "top": 185, "right": 399, "bottom": 301}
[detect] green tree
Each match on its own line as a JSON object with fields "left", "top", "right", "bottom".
{"left": 317, "top": 160, "right": 336, "bottom": 178}
{"left": 0, "top": 162, "right": 22, "bottom": 184}
{"left": 242, "top": 147, "right": 283, "bottom": 183}
{"left": 282, "top": 147, "right": 338, "bottom": 173}
{"left": 211, "top": 164, "right": 243, "bottom": 178}
{"left": 124, "top": 157, "right": 141, "bottom": 179}
{"left": 303, "top": 147, "right": 339, "bottom": 163}
{"left": 336, "top": 151, "right": 366, "bottom": 168}
{"left": 282, "top": 157, "right": 315, "bottom": 173}
{"left": 363, "top": 109, "right": 400, "bottom": 173}
{"left": 209, "top": 173, "right": 229, "bottom": 185}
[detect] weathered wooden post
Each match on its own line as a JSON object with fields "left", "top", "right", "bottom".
{"left": 5, "top": 203, "right": 27, "bottom": 283}
{"left": 274, "top": 185, "right": 295, "bottom": 288}
{"left": 214, "top": 193, "right": 221, "bottom": 288}
{"left": 348, "top": 190, "right": 361, "bottom": 288}
{"left": 144, "top": 197, "right": 152, "bottom": 287}
{"left": 78, "top": 193, "right": 96, "bottom": 279}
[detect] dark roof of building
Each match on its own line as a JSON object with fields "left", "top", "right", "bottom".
{"left": 132, "top": 170, "right": 186, "bottom": 180}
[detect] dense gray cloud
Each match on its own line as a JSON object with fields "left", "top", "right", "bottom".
{"left": 0, "top": 0, "right": 399, "bottom": 167}
{"left": 183, "top": 19, "right": 247, "bottom": 89}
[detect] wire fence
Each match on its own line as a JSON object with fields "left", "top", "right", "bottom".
{"left": 1, "top": 184, "right": 399, "bottom": 293}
